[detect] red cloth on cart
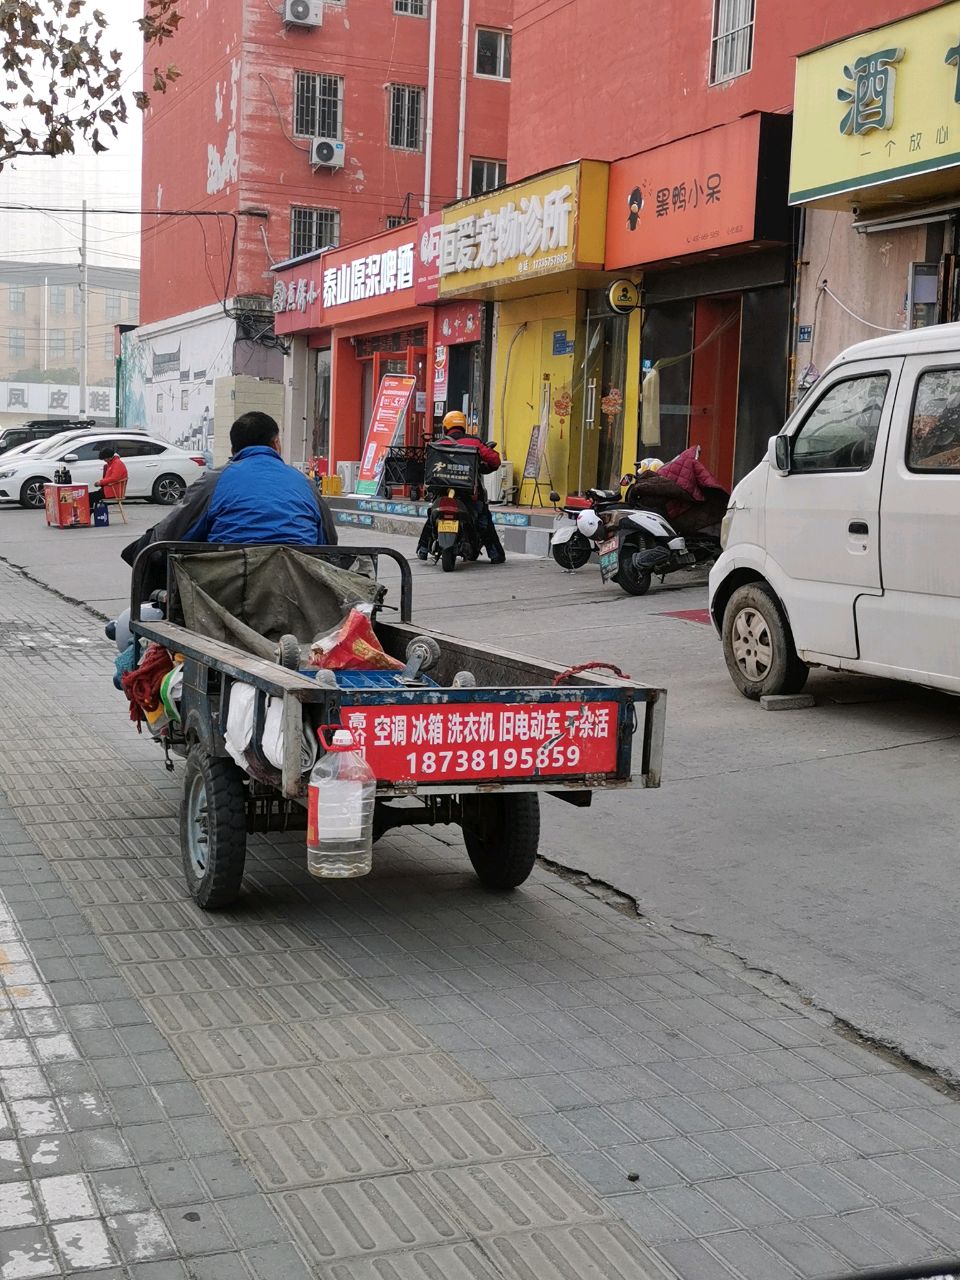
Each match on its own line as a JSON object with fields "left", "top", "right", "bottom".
{"left": 121, "top": 642, "right": 174, "bottom": 724}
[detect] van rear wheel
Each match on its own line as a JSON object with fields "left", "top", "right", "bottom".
{"left": 722, "top": 583, "right": 808, "bottom": 700}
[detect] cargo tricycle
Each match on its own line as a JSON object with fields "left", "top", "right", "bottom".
{"left": 127, "top": 541, "right": 666, "bottom": 909}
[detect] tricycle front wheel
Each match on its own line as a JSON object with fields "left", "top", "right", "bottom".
{"left": 461, "top": 793, "right": 539, "bottom": 890}
{"left": 180, "top": 749, "right": 247, "bottom": 909}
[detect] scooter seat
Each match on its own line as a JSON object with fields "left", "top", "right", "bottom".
{"left": 586, "top": 488, "right": 620, "bottom": 503}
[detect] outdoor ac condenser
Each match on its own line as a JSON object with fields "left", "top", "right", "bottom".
{"left": 336, "top": 461, "right": 360, "bottom": 494}
{"left": 484, "top": 461, "right": 514, "bottom": 504}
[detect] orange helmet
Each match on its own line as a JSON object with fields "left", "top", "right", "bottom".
{"left": 442, "top": 410, "right": 467, "bottom": 434}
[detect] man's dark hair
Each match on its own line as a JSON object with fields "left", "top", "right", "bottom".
{"left": 230, "top": 412, "right": 280, "bottom": 453}
{"left": 98, "top": 447, "right": 116, "bottom": 460}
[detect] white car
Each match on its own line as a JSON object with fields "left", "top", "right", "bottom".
{"left": 0, "top": 432, "right": 207, "bottom": 509}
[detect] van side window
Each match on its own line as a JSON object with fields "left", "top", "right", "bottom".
{"left": 908, "top": 368, "right": 960, "bottom": 471}
{"left": 791, "top": 373, "right": 889, "bottom": 473}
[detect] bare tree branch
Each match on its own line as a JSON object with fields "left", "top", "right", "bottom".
{"left": 0, "top": 0, "right": 182, "bottom": 169}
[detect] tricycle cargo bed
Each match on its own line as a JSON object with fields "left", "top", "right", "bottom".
{"left": 125, "top": 543, "right": 665, "bottom": 911}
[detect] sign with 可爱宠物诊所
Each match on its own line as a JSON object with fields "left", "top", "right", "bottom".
{"left": 437, "top": 161, "right": 608, "bottom": 297}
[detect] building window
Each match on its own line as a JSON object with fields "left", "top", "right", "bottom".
{"left": 49, "top": 329, "right": 66, "bottom": 359}
{"left": 50, "top": 286, "right": 66, "bottom": 314}
{"left": 105, "top": 290, "right": 122, "bottom": 319}
{"left": 156, "top": 393, "right": 164, "bottom": 414}
{"left": 294, "top": 70, "right": 344, "bottom": 140}
{"left": 389, "top": 84, "right": 424, "bottom": 150}
{"left": 9, "top": 287, "right": 25, "bottom": 313}
{"left": 181, "top": 388, "right": 190, "bottom": 411}
{"left": 8, "top": 330, "right": 24, "bottom": 359}
{"left": 290, "top": 206, "right": 341, "bottom": 258}
{"left": 386, "top": 215, "right": 411, "bottom": 229}
{"left": 475, "top": 28, "right": 511, "bottom": 79}
{"left": 710, "top": 0, "right": 755, "bottom": 83}
{"left": 470, "top": 158, "right": 507, "bottom": 195}
{"left": 394, "top": 0, "right": 425, "bottom": 13}
{"left": 103, "top": 334, "right": 114, "bottom": 359}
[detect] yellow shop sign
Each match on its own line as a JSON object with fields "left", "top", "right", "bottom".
{"left": 437, "top": 161, "right": 608, "bottom": 297}
{"left": 790, "top": 0, "right": 960, "bottom": 210}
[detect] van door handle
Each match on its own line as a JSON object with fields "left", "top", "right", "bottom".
{"left": 849, "top": 520, "right": 869, "bottom": 535}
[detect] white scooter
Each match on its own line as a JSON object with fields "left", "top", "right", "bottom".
{"left": 551, "top": 505, "right": 692, "bottom": 596}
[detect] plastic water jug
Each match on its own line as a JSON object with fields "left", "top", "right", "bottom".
{"left": 306, "top": 728, "right": 375, "bottom": 878}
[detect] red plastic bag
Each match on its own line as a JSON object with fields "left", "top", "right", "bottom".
{"left": 309, "top": 608, "right": 404, "bottom": 672}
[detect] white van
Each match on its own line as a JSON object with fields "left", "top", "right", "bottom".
{"left": 709, "top": 322, "right": 960, "bottom": 699}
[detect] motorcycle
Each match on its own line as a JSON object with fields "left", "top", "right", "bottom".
{"left": 550, "top": 446, "right": 729, "bottom": 596}
{"left": 422, "top": 441, "right": 487, "bottom": 573}
{"left": 549, "top": 486, "right": 629, "bottom": 571}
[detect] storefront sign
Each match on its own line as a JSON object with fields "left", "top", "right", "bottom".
{"left": 415, "top": 212, "right": 442, "bottom": 304}
{"left": 791, "top": 0, "right": 960, "bottom": 209}
{"left": 437, "top": 301, "right": 482, "bottom": 344}
{"left": 273, "top": 224, "right": 419, "bottom": 335}
{"left": 552, "top": 330, "right": 575, "bottom": 356}
{"left": 607, "top": 280, "right": 640, "bottom": 314}
{"left": 356, "top": 373, "right": 417, "bottom": 495}
{"left": 437, "top": 161, "right": 609, "bottom": 297}
{"left": 606, "top": 115, "right": 786, "bottom": 270}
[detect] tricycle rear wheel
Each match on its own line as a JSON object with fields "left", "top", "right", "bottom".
{"left": 180, "top": 749, "right": 247, "bottom": 909}
{"left": 461, "top": 793, "right": 539, "bottom": 890}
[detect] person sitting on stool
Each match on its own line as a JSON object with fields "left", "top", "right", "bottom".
{"left": 89, "top": 448, "right": 128, "bottom": 507}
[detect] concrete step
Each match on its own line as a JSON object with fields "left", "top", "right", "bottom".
{"left": 327, "top": 495, "right": 555, "bottom": 556}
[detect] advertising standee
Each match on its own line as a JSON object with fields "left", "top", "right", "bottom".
{"left": 356, "top": 374, "right": 417, "bottom": 495}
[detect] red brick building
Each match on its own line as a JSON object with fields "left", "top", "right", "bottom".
{"left": 129, "top": 0, "right": 511, "bottom": 454}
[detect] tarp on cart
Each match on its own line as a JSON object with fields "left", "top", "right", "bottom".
{"left": 171, "top": 545, "right": 382, "bottom": 661}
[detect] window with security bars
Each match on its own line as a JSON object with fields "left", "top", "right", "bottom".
{"left": 389, "top": 84, "right": 424, "bottom": 150}
{"left": 394, "top": 0, "right": 425, "bottom": 13}
{"left": 470, "top": 158, "right": 507, "bottom": 195}
{"left": 710, "top": 0, "right": 755, "bottom": 83}
{"left": 290, "top": 206, "right": 341, "bottom": 258}
{"left": 386, "top": 215, "right": 411, "bottom": 228}
{"left": 294, "top": 70, "right": 344, "bottom": 140}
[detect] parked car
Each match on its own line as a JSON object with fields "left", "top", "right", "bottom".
{"left": 0, "top": 432, "right": 207, "bottom": 508}
{"left": 710, "top": 321, "right": 960, "bottom": 699}
{"left": 0, "top": 418, "right": 98, "bottom": 455}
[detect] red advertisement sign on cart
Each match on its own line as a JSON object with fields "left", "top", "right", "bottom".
{"left": 340, "top": 700, "right": 620, "bottom": 783}
{"left": 356, "top": 374, "right": 417, "bottom": 495}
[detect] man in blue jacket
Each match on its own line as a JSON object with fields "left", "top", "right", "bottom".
{"left": 123, "top": 412, "right": 336, "bottom": 563}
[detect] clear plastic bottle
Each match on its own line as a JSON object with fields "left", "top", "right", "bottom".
{"left": 306, "top": 728, "right": 376, "bottom": 878}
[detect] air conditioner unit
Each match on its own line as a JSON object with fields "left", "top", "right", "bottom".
{"left": 284, "top": 0, "right": 323, "bottom": 27}
{"left": 336, "top": 461, "right": 360, "bottom": 494}
{"left": 484, "top": 461, "right": 514, "bottom": 504}
{"left": 311, "top": 137, "right": 345, "bottom": 169}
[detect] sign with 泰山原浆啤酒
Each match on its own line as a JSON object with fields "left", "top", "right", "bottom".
{"left": 437, "top": 161, "right": 608, "bottom": 297}
{"left": 790, "top": 0, "right": 960, "bottom": 210}
{"left": 604, "top": 115, "right": 789, "bottom": 270}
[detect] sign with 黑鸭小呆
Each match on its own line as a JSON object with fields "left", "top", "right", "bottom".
{"left": 605, "top": 115, "right": 789, "bottom": 270}
{"left": 356, "top": 374, "right": 417, "bottom": 496}
{"left": 790, "top": 0, "right": 960, "bottom": 210}
{"left": 437, "top": 161, "right": 609, "bottom": 297}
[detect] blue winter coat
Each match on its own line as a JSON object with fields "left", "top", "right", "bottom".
{"left": 184, "top": 447, "right": 327, "bottom": 545}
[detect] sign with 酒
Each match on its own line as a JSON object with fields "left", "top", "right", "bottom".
{"left": 437, "top": 161, "right": 609, "bottom": 297}
{"left": 790, "top": 0, "right": 960, "bottom": 209}
{"left": 605, "top": 115, "right": 783, "bottom": 270}
{"left": 356, "top": 374, "right": 417, "bottom": 495}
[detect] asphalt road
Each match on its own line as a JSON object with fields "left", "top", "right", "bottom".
{"left": 3, "top": 497, "right": 960, "bottom": 1085}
